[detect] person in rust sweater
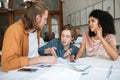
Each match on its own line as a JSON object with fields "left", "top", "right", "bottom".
{"left": 2, "top": 1, "right": 57, "bottom": 72}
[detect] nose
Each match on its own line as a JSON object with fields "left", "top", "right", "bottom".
{"left": 63, "top": 36, "right": 66, "bottom": 40}
{"left": 44, "top": 20, "right": 47, "bottom": 25}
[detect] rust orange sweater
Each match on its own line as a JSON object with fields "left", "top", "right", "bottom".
{"left": 2, "top": 19, "right": 40, "bottom": 72}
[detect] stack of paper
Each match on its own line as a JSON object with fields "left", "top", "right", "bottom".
{"left": 35, "top": 66, "right": 82, "bottom": 80}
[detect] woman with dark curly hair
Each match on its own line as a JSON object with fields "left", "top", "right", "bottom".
{"left": 71, "top": 9, "right": 118, "bottom": 61}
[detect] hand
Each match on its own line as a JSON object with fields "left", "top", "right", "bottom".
{"left": 45, "top": 47, "right": 57, "bottom": 57}
{"left": 70, "top": 55, "right": 75, "bottom": 62}
{"left": 50, "top": 47, "right": 57, "bottom": 57}
{"left": 47, "top": 56, "right": 57, "bottom": 64}
{"left": 63, "top": 48, "right": 72, "bottom": 58}
{"left": 95, "top": 26, "right": 103, "bottom": 39}
{"left": 28, "top": 56, "right": 57, "bottom": 65}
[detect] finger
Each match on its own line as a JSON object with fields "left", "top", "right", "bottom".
{"left": 70, "top": 55, "right": 75, "bottom": 62}
{"left": 69, "top": 48, "right": 72, "bottom": 51}
{"left": 100, "top": 27, "right": 102, "bottom": 31}
{"left": 51, "top": 48, "right": 57, "bottom": 57}
{"left": 52, "top": 47, "right": 57, "bottom": 50}
{"left": 63, "top": 54, "right": 67, "bottom": 58}
{"left": 63, "top": 53, "right": 68, "bottom": 58}
{"left": 63, "top": 51, "right": 71, "bottom": 58}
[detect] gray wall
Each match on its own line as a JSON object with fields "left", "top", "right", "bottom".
{"left": 63, "top": 0, "right": 120, "bottom": 45}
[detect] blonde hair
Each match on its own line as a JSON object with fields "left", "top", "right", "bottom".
{"left": 61, "top": 24, "right": 75, "bottom": 38}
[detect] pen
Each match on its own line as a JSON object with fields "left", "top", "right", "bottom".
{"left": 107, "top": 65, "right": 113, "bottom": 78}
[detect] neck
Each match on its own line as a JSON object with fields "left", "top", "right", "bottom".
{"left": 29, "top": 29, "right": 36, "bottom": 33}
{"left": 64, "top": 45, "right": 70, "bottom": 50}
{"left": 94, "top": 36, "right": 99, "bottom": 40}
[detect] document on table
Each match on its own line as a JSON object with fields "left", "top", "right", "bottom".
{"left": 57, "top": 57, "right": 92, "bottom": 71}
{"left": 0, "top": 66, "right": 81, "bottom": 80}
{"left": 71, "top": 64, "right": 91, "bottom": 72}
{"left": 35, "top": 66, "right": 82, "bottom": 80}
{"left": 0, "top": 71, "right": 34, "bottom": 80}
{"left": 0, "top": 58, "right": 91, "bottom": 80}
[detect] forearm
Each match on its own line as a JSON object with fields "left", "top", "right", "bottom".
{"left": 44, "top": 48, "right": 51, "bottom": 54}
{"left": 76, "top": 51, "right": 83, "bottom": 59}
{"left": 38, "top": 48, "right": 51, "bottom": 55}
{"left": 100, "top": 38, "right": 118, "bottom": 60}
{"left": 28, "top": 56, "right": 57, "bottom": 65}
{"left": 76, "top": 44, "right": 85, "bottom": 59}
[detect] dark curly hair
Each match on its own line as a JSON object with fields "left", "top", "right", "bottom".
{"left": 89, "top": 9, "right": 116, "bottom": 37}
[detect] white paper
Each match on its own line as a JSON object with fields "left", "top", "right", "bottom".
{"left": 75, "top": 37, "right": 83, "bottom": 44}
{"left": 35, "top": 66, "right": 81, "bottom": 80}
{"left": 71, "top": 64, "right": 91, "bottom": 71}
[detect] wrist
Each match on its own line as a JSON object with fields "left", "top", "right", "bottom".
{"left": 45, "top": 48, "right": 51, "bottom": 54}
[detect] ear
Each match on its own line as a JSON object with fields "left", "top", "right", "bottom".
{"left": 98, "top": 22, "right": 101, "bottom": 27}
{"left": 36, "top": 15, "right": 41, "bottom": 22}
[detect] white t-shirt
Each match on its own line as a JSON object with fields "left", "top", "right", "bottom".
{"left": 40, "top": 37, "right": 47, "bottom": 47}
{"left": 28, "top": 31, "right": 39, "bottom": 58}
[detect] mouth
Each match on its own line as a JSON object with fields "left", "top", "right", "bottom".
{"left": 62, "top": 41, "right": 66, "bottom": 44}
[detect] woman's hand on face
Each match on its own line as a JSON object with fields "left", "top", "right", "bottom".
{"left": 95, "top": 26, "right": 103, "bottom": 39}
{"left": 63, "top": 48, "right": 72, "bottom": 58}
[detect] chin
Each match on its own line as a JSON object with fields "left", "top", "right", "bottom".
{"left": 62, "top": 43, "right": 67, "bottom": 46}
{"left": 90, "top": 29, "right": 95, "bottom": 32}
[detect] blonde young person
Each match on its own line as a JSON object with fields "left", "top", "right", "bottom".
{"left": 2, "top": 1, "right": 57, "bottom": 72}
{"left": 71, "top": 9, "right": 118, "bottom": 61}
{"left": 39, "top": 24, "right": 79, "bottom": 61}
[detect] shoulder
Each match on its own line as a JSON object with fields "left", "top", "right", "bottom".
{"left": 105, "top": 34, "right": 116, "bottom": 44}
{"left": 50, "top": 38, "right": 60, "bottom": 42}
{"left": 7, "top": 19, "right": 24, "bottom": 33}
{"left": 71, "top": 44, "right": 79, "bottom": 50}
{"left": 48, "top": 38, "right": 61, "bottom": 44}
{"left": 105, "top": 34, "right": 116, "bottom": 40}
{"left": 106, "top": 34, "right": 115, "bottom": 38}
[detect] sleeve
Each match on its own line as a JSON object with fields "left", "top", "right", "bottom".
{"left": 106, "top": 34, "right": 116, "bottom": 45}
{"left": 55, "top": 49, "right": 64, "bottom": 57}
{"left": 38, "top": 39, "right": 57, "bottom": 55}
{"left": 2, "top": 26, "right": 29, "bottom": 72}
{"left": 70, "top": 45, "right": 79, "bottom": 56}
{"left": 54, "top": 40, "right": 65, "bottom": 57}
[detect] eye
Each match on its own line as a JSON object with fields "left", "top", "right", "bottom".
{"left": 66, "top": 35, "right": 71, "bottom": 38}
{"left": 61, "top": 34, "right": 64, "bottom": 37}
{"left": 91, "top": 19, "right": 95, "bottom": 22}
